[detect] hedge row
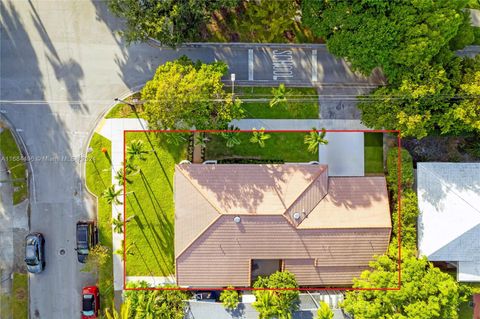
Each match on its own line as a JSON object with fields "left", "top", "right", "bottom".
{"left": 386, "top": 147, "right": 418, "bottom": 251}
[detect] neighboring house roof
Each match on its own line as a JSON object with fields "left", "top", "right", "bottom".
{"left": 175, "top": 164, "right": 391, "bottom": 287}
{"left": 417, "top": 163, "right": 480, "bottom": 282}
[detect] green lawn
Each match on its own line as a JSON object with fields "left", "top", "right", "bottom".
{"left": 85, "top": 133, "right": 114, "bottom": 310}
{"left": 237, "top": 87, "right": 318, "bottom": 119}
{"left": 124, "top": 132, "right": 188, "bottom": 276}
{"left": 364, "top": 133, "right": 384, "bottom": 174}
{"left": 12, "top": 273, "right": 28, "bottom": 319}
{"left": 205, "top": 132, "right": 317, "bottom": 163}
{"left": 0, "top": 129, "right": 28, "bottom": 204}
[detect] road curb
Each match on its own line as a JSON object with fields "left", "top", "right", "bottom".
{"left": 147, "top": 38, "right": 327, "bottom": 49}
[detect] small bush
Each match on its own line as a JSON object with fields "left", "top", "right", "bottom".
{"left": 220, "top": 286, "right": 239, "bottom": 311}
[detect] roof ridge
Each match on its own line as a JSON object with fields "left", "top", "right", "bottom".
{"left": 282, "top": 166, "right": 328, "bottom": 224}
{"left": 176, "top": 164, "right": 224, "bottom": 215}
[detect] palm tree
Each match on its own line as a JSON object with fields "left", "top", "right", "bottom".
{"left": 112, "top": 213, "right": 124, "bottom": 234}
{"left": 304, "top": 127, "right": 328, "bottom": 154}
{"left": 102, "top": 185, "right": 122, "bottom": 205}
{"left": 270, "top": 83, "right": 288, "bottom": 107}
{"left": 250, "top": 127, "right": 271, "bottom": 148}
{"left": 114, "top": 167, "right": 132, "bottom": 186}
{"left": 127, "top": 140, "right": 148, "bottom": 161}
{"left": 114, "top": 240, "right": 135, "bottom": 261}
{"left": 221, "top": 126, "right": 241, "bottom": 148}
{"left": 253, "top": 291, "right": 279, "bottom": 319}
{"left": 104, "top": 300, "right": 131, "bottom": 319}
{"left": 194, "top": 133, "right": 209, "bottom": 147}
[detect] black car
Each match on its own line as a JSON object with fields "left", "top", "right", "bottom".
{"left": 24, "top": 233, "right": 45, "bottom": 273}
{"left": 76, "top": 221, "right": 98, "bottom": 263}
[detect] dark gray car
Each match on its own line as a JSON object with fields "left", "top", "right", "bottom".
{"left": 24, "top": 233, "right": 45, "bottom": 273}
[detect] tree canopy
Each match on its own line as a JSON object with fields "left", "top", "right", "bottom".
{"left": 358, "top": 56, "right": 480, "bottom": 138}
{"left": 342, "top": 252, "right": 467, "bottom": 319}
{"left": 141, "top": 57, "right": 243, "bottom": 130}
{"left": 302, "top": 0, "right": 471, "bottom": 82}
{"left": 108, "top": 0, "right": 239, "bottom": 46}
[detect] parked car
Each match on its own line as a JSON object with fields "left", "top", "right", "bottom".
{"left": 81, "top": 286, "right": 99, "bottom": 319}
{"left": 76, "top": 221, "right": 98, "bottom": 263}
{"left": 24, "top": 233, "right": 45, "bottom": 273}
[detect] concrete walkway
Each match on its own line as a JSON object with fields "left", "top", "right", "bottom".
{"left": 96, "top": 118, "right": 148, "bottom": 292}
{"left": 232, "top": 119, "right": 367, "bottom": 130}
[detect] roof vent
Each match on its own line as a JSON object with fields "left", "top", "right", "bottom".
{"left": 234, "top": 216, "right": 241, "bottom": 223}
{"left": 293, "top": 212, "right": 301, "bottom": 220}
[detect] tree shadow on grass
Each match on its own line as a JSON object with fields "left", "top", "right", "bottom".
{"left": 139, "top": 170, "right": 173, "bottom": 240}
{"left": 130, "top": 192, "right": 172, "bottom": 276}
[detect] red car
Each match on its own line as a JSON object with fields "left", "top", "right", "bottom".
{"left": 82, "top": 286, "right": 99, "bottom": 318}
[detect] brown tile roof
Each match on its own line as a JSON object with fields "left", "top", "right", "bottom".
{"left": 174, "top": 164, "right": 391, "bottom": 287}
{"left": 176, "top": 215, "right": 390, "bottom": 287}
{"left": 176, "top": 164, "right": 326, "bottom": 215}
{"left": 297, "top": 177, "right": 391, "bottom": 229}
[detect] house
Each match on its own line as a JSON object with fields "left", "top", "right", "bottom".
{"left": 174, "top": 164, "right": 391, "bottom": 287}
{"left": 417, "top": 163, "right": 480, "bottom": 282}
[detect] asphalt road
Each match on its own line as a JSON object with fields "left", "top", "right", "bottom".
{"left": 1, "top": 1, "right": 478, "bottom": 318}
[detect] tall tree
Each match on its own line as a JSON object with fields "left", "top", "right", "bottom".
{"left": 239, "top": 0, "right": 297, "bottom": 42}
{"left": 108, "top": 0, "right": 239, "bottom": 47}
{"left": 302, "top": 0, "right": 469, "bottom": 83}
{"left": 358, "top": 56, "right": 480, "bottom": 138}
{"left": 341, "top": 251, "right": 468, "bottom": 319}
{"left": 142, "top": 57, "right": 243, "bottom": 130}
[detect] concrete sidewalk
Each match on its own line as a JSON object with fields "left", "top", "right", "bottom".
{"left": 232, "top": 119, "right": 368, "bottom": 130}
{"left": 96, "top": 118, "right": 148, "bottom": 293}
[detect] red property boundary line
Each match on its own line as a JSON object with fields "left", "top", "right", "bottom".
{"left": 122, "top": 129, "right": 402, "bottom": 291}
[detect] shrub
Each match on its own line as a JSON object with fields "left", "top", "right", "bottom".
{"left": 390, "top": 189, "right": 420, "bottom": 251}
{"left": 317, "top": 301, "right": 334, "bottom": 319}
{"left": 220, "top": 286, "right": 240, "bottom": 310}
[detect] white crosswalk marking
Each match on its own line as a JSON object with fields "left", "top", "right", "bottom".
{"left": 248, "top": 49, "right": 254, "bottom": 81}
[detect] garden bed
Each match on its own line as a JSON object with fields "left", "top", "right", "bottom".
{"left": 205, "top": 131, "right": 317, "bottom": 163}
